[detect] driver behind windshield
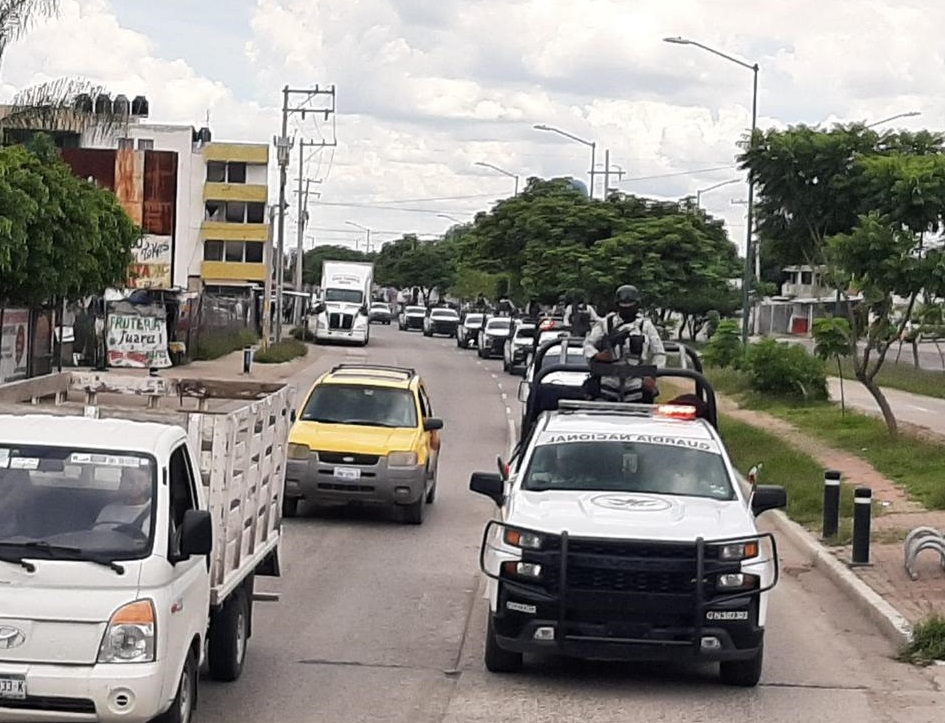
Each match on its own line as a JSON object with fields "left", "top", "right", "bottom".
{"left": 93, "top": 466, "right": 152, "bottom": 533}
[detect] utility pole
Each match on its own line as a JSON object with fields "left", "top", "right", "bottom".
{"left": 273, "top": 84, "right": 337, "bottom": 342}
{"left": 261, "top": 204, "right": 276, "bottom": 350}
{"left": 293, "top": 140, "right": 324, "bottom": 325}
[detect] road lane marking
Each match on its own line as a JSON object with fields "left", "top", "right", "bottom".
{"left": 909, "top": 405, "right": 931, "bottom": 413}
{"left": 501, "top": 393, "right": 508, "bottom": 401}
{"left": 505, "top": 406, "right": 512, "bottom": 415}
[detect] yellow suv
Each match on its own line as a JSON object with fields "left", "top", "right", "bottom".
{"left": 284, "top": 364, "right": 443, "bottom": 524}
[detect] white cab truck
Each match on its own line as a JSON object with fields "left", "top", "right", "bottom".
{"left": 471, "top": 361, "right": 787, "bottom": 686}
{"left": 313, "top": 260, "right": 374, "bottom": 346}
{"left": 0, "top": 371, "right": 293, "bottom": 722}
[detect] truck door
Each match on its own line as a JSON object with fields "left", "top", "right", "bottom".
{"left": 166, "top": 445, "right": 211, "bottom": 673}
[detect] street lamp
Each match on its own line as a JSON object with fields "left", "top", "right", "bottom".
{"left": 665, "top": 35, "right": 759, "bottom": 346}
{"left": 474, "top": 161, "right": 520, "bottom": 196}
{"left": 694, "top": 178, "right": 740, "bottom": 210}
{"left": 533, "top": 124, "right": 597, "bottom": 198}
{"left": 437, "top": 213, "right": 463, "bottom": 224}
{"left": 866, "top": 111, "right": 921, "bottom": 128}
{"left": 345, "top": 220, "right": 372, "bottom": 253}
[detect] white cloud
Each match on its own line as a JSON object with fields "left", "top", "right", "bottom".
{"left": 3, "top": 0, "right": 945, "bottom": 255}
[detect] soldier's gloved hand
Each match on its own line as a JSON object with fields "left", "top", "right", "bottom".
{"left": 608, "top": 328, "right": 631, "bottom": 347}
{"left": 593, "top": 350, "right": 614, "bottom": 362}
{"left": 642, "top": 376, "right": 658, "bottom": 392}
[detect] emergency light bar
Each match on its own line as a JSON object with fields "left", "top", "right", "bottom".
{"left": 556, "top": 400, "right": 698, "bottom": 420}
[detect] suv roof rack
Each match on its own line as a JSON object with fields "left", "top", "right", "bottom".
{"left": 329, "top": 364, "right": 416, "bottom": 378}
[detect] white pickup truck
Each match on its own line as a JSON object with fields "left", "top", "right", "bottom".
{"left": 0, "top": 371, "right": 293, "bottom": 723}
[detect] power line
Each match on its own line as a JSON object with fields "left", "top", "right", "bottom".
{"left": 313, "top": 200, "right": 496, "bottom": 214}
{"left": 619, "top": 165, "right": 738, "bottom": 183}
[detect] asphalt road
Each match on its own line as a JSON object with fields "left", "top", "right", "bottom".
{"left": 827, "top": 378, "right": 945, "bottom": 435}
{"left": 198, "top": 325, "right": 945, "bottom": 723}
{"left": 787, "top": 336, "right": 945, "bottom": 373}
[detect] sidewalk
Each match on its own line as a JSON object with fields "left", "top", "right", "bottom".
{"left": 721, "top": 396, "right": 945, "bottom": 642}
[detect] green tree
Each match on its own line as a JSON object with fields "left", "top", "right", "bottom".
{"left": 0, "top": 136, "right": 138, "bottom": 305}
{"left": 811, "top": 316, "right": 851, "bottom": 415}
{"left": 827, "top": 213, "right": 945, "bottom": 434}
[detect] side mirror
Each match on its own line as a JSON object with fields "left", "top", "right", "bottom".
{"left": 290, "top": 409, "right": 297, "bottom": 423}
{"left": 750, "top": 485, "right": 787, "bottom": 517}
{"left": 423, "top": 417, "right": 444, "bottom": 432}
{"left": 314, "top": 303, "right": 326, "bottom": 315}
{"left": 517, "top": 381, "right": 530, "bottom": 403}
{"left": 176, "top": 509, "right": 213, "bottom": 560}
{"left": 470, "top": 471, "right": 505, "bottom": 506}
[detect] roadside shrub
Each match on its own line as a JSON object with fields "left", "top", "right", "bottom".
{"left": 702, "top": 319, "right": 743, "bottom": 369}
{"left": 290, "top": 326, "right": 316, "bottom": 343}
{"left": 743, "top": 337, "right": 828, "bottom": 400}
{"left": 192, "top": 329, "right": 258, "bottom": 361}
{"left": 254, "top": 338, "right": 307, "bottom": 364}
{"left": 899, "top": 614, "right": 945, "bottom": 665}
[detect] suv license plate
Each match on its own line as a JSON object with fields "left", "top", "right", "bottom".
{"left": 0, "top": 676, "right": 26, "bottom": 700}
{"left": 333, "top": 466, "right": 361, "bottom": 481}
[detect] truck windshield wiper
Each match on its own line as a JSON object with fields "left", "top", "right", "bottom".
{"left": 0, "top": 541, "right": 125, "bottom": 575}
{"left": 0, "top": 554, "right": 36, "bottom": 573}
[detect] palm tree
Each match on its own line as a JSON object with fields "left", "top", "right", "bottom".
{"left": 0, "top": 0, "right": 60, "bottom": 73}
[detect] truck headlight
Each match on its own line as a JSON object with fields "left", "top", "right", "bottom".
{"left": 716, "top": 573, "right": 759, "bottom": 591}
{"left": 288, "top": 443, "right": 310, "bottom": 460}
{"left": 717, "top": 540, "right": 759, "bottom": 561}
{"left": 388, "top": 451, "right": 418, "bottom": 467}
{"left": 504, "top": 528, "right": 544, "bottom": 550}
{"left": 98, "top": 600, "right": 156, "bottom": 663}
{"left": 502, "top": 561, "right": 543, "bottom": 578}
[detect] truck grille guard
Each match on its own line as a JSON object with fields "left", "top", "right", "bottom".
{"left": 479, "top": 520, "right": 780, "bottom": 651}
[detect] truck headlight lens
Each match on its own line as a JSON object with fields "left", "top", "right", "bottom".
{"left": 717, "top": 540, "right": 759, "bottom": 561}
{"left": 98, "top": 600, "right": 156, "bottom": 663}
{"left": 388, "top": 451, "right": 418, "bottom": 467}
{"left": 716, "top": 573, "right": 759, "bottom": 591}
{"left": 288, "top": 443, "right": 310, "bottom": 460}
{"left": 503, "top": 561, "right": 542, "bottom": 578}
{"left": 504, "top": 528, "right": 544, "bottom": 550}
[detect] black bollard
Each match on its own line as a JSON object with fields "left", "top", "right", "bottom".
{"left": 851, "top": 486, "right": 872, "bottom": 565}
{"left": 243, "top": 346, "right": 253, "bottom": 375}
{"left": 822, "top": 470, "right": 841, "bottom": 539}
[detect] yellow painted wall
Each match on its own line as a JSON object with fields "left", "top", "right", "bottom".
{"left": 201, "top": 261, "right": 267, "bottom": 282}
{"left": 200, "top": 221, "right": 269, "bottom": 242}
{"left": 203, "top": 182, "right": 268, "bottom": 203}
{"left": 204, "top": 143, "right": 269, "bottom": 164}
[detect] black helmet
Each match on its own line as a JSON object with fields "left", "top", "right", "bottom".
{"left": 615, "top": 285, "right": 640, "bottom": 322}
{"left": 615, "top": 285, "right": 640, "bottom": 304}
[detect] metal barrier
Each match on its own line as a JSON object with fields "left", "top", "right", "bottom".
{"left": 904, "top": 526, "right": 945, "bottom": 581}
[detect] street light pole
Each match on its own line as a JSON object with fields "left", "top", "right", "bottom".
{"left": 345, "top": 221, "right": 372, "bottom": 253}
{"left": 694, "top": 178, "right": 740, "bottom": 211}
{"left": 664, "top": 36, "right": 760, "bottom": 346}
{"left": 474, "top": 161, "right": 520, "bottom": 196}
{"left": 533, "top": 124, "right": 597, "bottom": 198}
{"left": 865, "top": 110, "right": 921, "bottom": 128}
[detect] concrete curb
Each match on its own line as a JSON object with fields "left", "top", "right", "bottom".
{"left": 766, "top": 508, "right": 914, "bottom": 650}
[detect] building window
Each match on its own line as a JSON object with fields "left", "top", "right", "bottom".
{"left": 225, "top": 241, "right": 244, "bottom": 262}
{"left": 245, "top": 242, "right": 264, "bottom": 263}
{"left": 207, "top": 161, "right": 226, "bottom": 183}
{"left": 801, "top": 271, "right": 813, "bottom": 285}
{"left": 137, "top": 138, "right": 154, "bottom": 150}
{"left": 118, "top": 138, "right": 134, "bottom": 150}
{"left": 204, "top": 240, "right": 224, "bottom": 261}
{"left": 225, "top": 201, "right": 246, "bottom": 223}
{"left": 226, "top": 162, "right": 247, "bottom": 183}
{"left": 246, "top": 202, "right": 266, "bottom": 224}
{"left": 205, "top": 201, "right": 225, "bottom": 222}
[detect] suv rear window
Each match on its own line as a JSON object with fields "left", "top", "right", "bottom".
{"left": 521, "top": 441, "right": 734, "bottom": 500}
{"left": 302, "top": 385, "right": 418, "bottom": 429}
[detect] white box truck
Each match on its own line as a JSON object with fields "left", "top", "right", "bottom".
{"left": 0, "top": 371, "right": 293, "bottom": 722}
{"left": 313, "top": 260, "right": 374, "bottom": 346}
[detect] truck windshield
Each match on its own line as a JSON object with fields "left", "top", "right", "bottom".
{"left": 0, "top": 445, "right": 156, "bottom": 559}
{"left": 325, "top": 289, "right": 364, "bottom": 304}
{"left": 302, "top": 385, "right": 419, "bottom": 429}
{"left": 521, "top": 441, "right": 735, "bottom": 500}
